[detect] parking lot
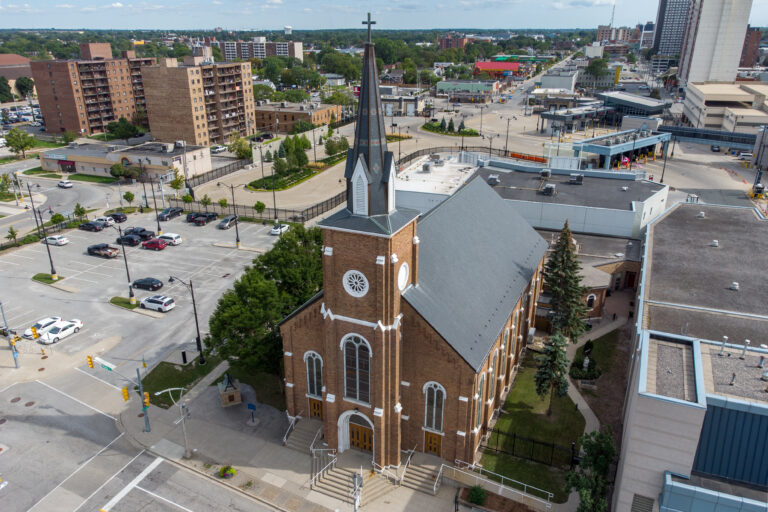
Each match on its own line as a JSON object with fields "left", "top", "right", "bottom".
{"left": 0, "top": 211, "right": 279, "bottom": 387}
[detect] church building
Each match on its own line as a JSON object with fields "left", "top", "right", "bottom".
{"left": 279, "top": 18, "right": 548, "bottom": 469}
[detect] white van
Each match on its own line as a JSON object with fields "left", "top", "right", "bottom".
{"left": 738, "top": 152, "right": 754, "bottom": 160}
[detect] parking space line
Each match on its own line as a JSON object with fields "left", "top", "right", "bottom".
{"left": 67, "top": 276, "right": 100, "bottom": 284}
{"left": 27, "top": 433, "right": 126, "bottom": 512}
{"left": 0, "top": 260, "right": 20, "bottom": 265}
{"left": 74, "top": 366, "right": 123, "bottom": 390}
{"left": 35, "top": 380, "right": 116, "bottom": 420}
{"left": 101, "top": 456, "right": 163, "bottom": 511}
{"left": 0, "top": 381, "right": 19, "bottom": 393}
{"left": 5, "top": 253, "right": 35, "bottom": 260}
{"left": 71, "top": 449, "right": 146, "bottom": 512}
{"left": 135, "top": 485, "right": 195, "bottom": 512}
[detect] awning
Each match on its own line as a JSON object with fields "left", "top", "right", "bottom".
{"left": 58, "top": 160, "right": 75, "bottom": 166}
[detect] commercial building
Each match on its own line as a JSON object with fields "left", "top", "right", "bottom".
{"left": 0, "top": 54, "right": 35, "bottom": 99}
{"left": 597, "top": 25, "right": 632, "bottom": 43}
{"left": 584, "top": 43, "right": 604, "bottom": 59}
{"left": 614, "top": 203, "right": 768, "bottom": 512}
{"left": 252, "top": 101, "right": 341, "bottom": 134}
{"left": 436, "top": 80, "right": 500, "bottom": 103}
{"left": 597, "top": 91, "right": 668, "bottom": 119}
{"left": 473, "top": 61, "right": 522, "bottom": 80}
{"left": 539, "top": 104, "right": 615, "bottom": 134}
{"left": 378, "top": 86, "right": 427, "bottom": 116}
{"left": 653, "top": 0, "right": 691, "bottom": 58}
{"left": 640, "top": 22, "right": 656, "bottom": 49}
{"left": 438, "top": 33, "right": 472, "bottom": 50}
{"left": 141, "top": 56, "right": 256, "bottom": 146}
{"left": 40, "top": 141, "right": 211, "bottom": 180}
{"left": 678, "top": 0, "right": 754, "bottom": 85}
{"left": 740, "top": 25, "right": 762, "bottom": 68}
{"left": 539, "top": 69, "right": 578, "bottom": 92}
{"left": 320, "top": 73, "right": 345, "bottom": 87}
{"left": 209, "top": 37, "right": 303, "bottom": 62}
{"left": 30, "top": 43, "right": 155, "bottom": 135}
{"left": 577, "top": 63, "right": 623, "bottom": 90}
{"left": 682, "top": 82, "right": 768, "bottom": 132}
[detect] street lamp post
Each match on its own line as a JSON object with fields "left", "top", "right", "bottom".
{"left": 169, "top": 276, "right": 205, "bottom": 365}
{"left": 628, "top": 133, "right": 639, "bottom": 171}
{"left": 504, "top": 118, "right": 510, "bottom": 154}
{"left": 112, "top": 225, "right": 135, "bottom": 304}
{"left": 660, "top": 139, "right": 669, "bottom": 184}
{"left": 155, "top": 387, "right": 191, "bottom": 458}
{"left": 34, "top": 206, "right": 57, "bottom": 281}
{"left": 229, "top": 184, "right": 240, "bottom": 248}
{"left": 149, "top": 176, "right": 162, "bottom": 235}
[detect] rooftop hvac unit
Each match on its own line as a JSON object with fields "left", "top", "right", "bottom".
{"left": 280, "top": 102, "right": 287, "bottom": 108}
{"left": 175, "top": 140, "right": 186, "bottom": 148}
{"left": 487, "top": 174, "right": 500, "bottom": 186}
{"left": 569, "top": 173, "right": 584, "bottom": 184}
{"left": 540, "top": 169, "right": 552, "bottom": 178}
{"left": 433, "top": 159, "right": 445, "bottom": 167}
{"left": 430, "top": 153, "right": 441, "bottom": 161}
{"left": 543, "top": 183, "right": 556, "bottom": 196}
{"left": 422, "top": 162, "right": 432, "bottom": 172}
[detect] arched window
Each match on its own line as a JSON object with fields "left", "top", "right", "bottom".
{"left": 586, "top": 294, "right": 596, "bottom": 309}
{"left": 343, "top": 335, "right": 370, "bottom": 403}
{"left": 489, "top": 351, "right": 498, "bottom": 400}
{"left": 304, "top": 351, "right": 323, "bottom": 397}
{"left": 423, "top": 382, "right": 445, "bottom": 432}
{"left": 475, "top": 374, "right": 485, "bottom": 430}
{"left": 501, "top": 329, "right": 509, "bottom": 377}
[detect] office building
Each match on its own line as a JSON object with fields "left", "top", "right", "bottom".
{"left": 682, "top": 82, "right": 768, "bottom": 133}
{"left": 640, "top": 22, "right": 656, "bottom": 49}
{"left": 653, "top": 0, "right": 691, "bottom": 57}
{"left": 597, "top": 25, "right": 632, "bottom": 43}
{"left": 252, "top": 102, "right": 341, "bottom": 134}
{"left": 30, "top": 43, "right": 155, "bottom": 135}
{"left": 141, "top": 56, "right": 256, "bottom": 146}
{"left": 678, "top": 0, "right": 754, "bottom": 85}
{"left": 209, "top": 38, "right": 303, "bottom": 62}
{"left": 740, "top": 25, "right": 762, "bottom": 68}
{"left": 438, "top": 33, "right": 472, "bottom": 50}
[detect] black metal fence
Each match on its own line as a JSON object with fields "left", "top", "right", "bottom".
{"left": 481, "top": 428, "right": 576, "bottom": 469}
{"left": 168, "top": 190, "right": 346, "bottom": 224}
{"left": 0, "top": 212, "right": 88, "bottom": 251}
{"left": 186, "top": 159, "right": 251, "bottom": 189}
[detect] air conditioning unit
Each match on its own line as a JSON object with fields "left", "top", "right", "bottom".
{"left": 540, "top": 169, "right": 552, "bottom": 178}
{"left": 543, "top": 183, "right": 556, "bottom": 196}
{"left": 569, "top": 173, "right": 584, "bottom": 185}
{"left": 487, "top": 174, "right": 500, "bottom": 186}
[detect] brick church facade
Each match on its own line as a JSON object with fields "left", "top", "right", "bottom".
{"left": 279, "top": 23, "right": 548, "bottom": 469}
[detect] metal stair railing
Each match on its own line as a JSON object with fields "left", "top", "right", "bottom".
{"left": 281, "top": 409, "right": 302, "bottom": 445}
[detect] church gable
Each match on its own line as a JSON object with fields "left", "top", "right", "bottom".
{"left": 350, "top": 157, "right": 370, "bottom": 216}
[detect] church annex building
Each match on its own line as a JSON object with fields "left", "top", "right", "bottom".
{"left": 279, "top": 23, "right": 548, "bottom": 469}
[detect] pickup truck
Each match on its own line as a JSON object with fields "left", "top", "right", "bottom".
{"left": 87, "top": 243, "right": 120, "bottom": 258}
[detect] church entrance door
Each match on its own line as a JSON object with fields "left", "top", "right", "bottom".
{"left": 309, "top": 398, "right": 323, "bottom": 419}
{"left": 349, "top": 417, "right": 373, "bottom": 452}
{"left": 424, "top": 431, "right": 441, "bottom": 456}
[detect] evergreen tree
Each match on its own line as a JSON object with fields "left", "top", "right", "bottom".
{"left": 459, "top": 120, "right": 466, "bottom": 131}
{"left": 534, "top": 332, "right": 569, "bottom": 416}
{"left": 299, "top": 134, "right": 311, "bottom": 151}
{"left": 448, "top": 118, "right": 455, "bottom": 132}
{"left": 264, "top": 149, "right": 272, "bottom": 162}
{"left": 440, "top": 118, "right": 447, "bottom": 131}
{"left": 277, "top": 141, "right": 286, "bottom": 158}
{"left": 544, "top": 221, "right": 589, "bottom": 341}
{"left": 567, "top": 428, "right": 617, "bottom": 512}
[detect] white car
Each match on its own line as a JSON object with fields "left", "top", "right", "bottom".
{"left": 58, "top": 180, "right": 73, "bottom": 189}
{"left": 158, "top": 233, "right": 183, "bottom": 246}
{"left": 94, "top": 216, "right": 116, "bottom": 227}
{"left": 30, "top": 121, "right": 41, "bottom": 127}
{"left": 210, "top": 145, "right": 227, "bottom": 154}
{"left": 23, "top": 316, "right": 62, "bottom": 339}
{"left": 270, "top": 224, "right": 290, "bottom": 235}
{"left": 42, "top": 235, "right": 70, "bottom": 246}
{"left": 39, "top": 319, "right": 83, "bottom": 344}
{"left": 140, "top": 295, "right": 175, "bottom": 313}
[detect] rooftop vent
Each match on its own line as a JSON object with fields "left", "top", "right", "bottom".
{"left": 697, "top": 211, "right": 706, "bottom": 218}
{"left": 621, "top": 186, "right": 629, "bottom": 191}
{"left": 421, "top": 162, "right": 432, "bottom": 173}
{"left": 711, "top": 240, "right": 719, "bottom": 247}
{"left": 730, "top": 282, "right": 740, "bottom": 291}
{"left": 280, "top": 101, "right": 287, "bottom": 108}
{"left": 569, "top": 173, "right": 584, "bottom": 185}
{"left": 487, "top": 174, "right": 500, "bottom": 186}
{"left": 540, "top": 169, "right": 552, "bottom": 178}
{"left": 542, "top": 183, "right": 557, "bottom": 196}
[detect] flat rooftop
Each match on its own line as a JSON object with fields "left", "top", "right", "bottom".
{"left": 598, "top": 91, "right": 666, "bottom": 108}
{"left": 43, "top": 143, "right": 127, "bottom": 159}
{"left": 118, "top": 142, "right": 204, "bottom": 157}
{"left": 646, "top": 336, "right": 697, "bottom": 403}
{"left": 689, "top": 82, "right": 754, "bottom": 99}
{"left": 395, "top": 154, "right": 475, "bottom": 195}
{"left": 645, "top": 204, "right": 768, "bottom": 343}
{"left": 701, "top": 343, "right": 768, "bottom": 404}
{"left": 476, "top": 167, "right": 665, "bottom": 211}
{"left": 252, "top": 102, "right": 334, "bottom": 112}
{"left": 536, "top": 228, "right": 642, "bottom": 264}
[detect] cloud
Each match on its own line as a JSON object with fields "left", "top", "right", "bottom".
{"left": 553, "top": 0, "right": 612, "bottom": 8}
{"left": 110, "top": 2, "right": 123, "bottom": 7}
{"left": 4, "top": 2, "right": 43, "bottom": 13}
{"left": 266, "top": 0, "right": 282, "bottom": 3}
{"left": 302, "top": 6, "right": 311, "bottom": 11}
{"left": 212, "top": 0, "right": 223, "bottom": 3}
{"left": 56, "top": 3, "right": 76, "bottom": 7}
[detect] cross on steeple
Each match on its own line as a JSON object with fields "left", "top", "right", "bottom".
{"left": 362, "top": 12, "right": 376, "bottom": 43}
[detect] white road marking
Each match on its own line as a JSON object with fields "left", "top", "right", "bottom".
{"left": 0, "top": 381, "right": 19, "bottom": 393}
{"left": 71, "top": 449, "right": 146, "bottom": 512}
{"left": 0, "top": 260, "right": 20, "bottom": 265}
{"left": 35, "top": 379, "right": 116, "bottom": 420}
{"left": 27, "top": 433, "right": 126, "bottom": 511}
{"left": 101, "top": 457, "right": 163, "bottom": 511}
{"left": 135, "top": 485, "right": 195, "bottom": 512}
{"left": 74, "top": 366, "right": 122, "bottom": 390}
{"left": 66, "top": 276, "right": 99, "bottom": 284}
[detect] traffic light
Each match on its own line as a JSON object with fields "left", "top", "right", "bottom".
{"left": 10, "top": 336, "right": 18, "bottom": 347}
{"left": 142, "top": 357, "right": 147, "bottom": 369}
{"left": 31, "top": 326, "right": 38, "bottom": 339}
{"left": 121, "top": 387, "right": 130, "bottom": 401}
{"left": 143, "top": 392, "right": 150, "bottom": 407}
{"left": 87, "top": 355, "right": 94, "bottom": 368}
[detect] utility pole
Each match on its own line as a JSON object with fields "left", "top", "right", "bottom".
{"left": 89, "top": 356, "right": 150, "bottom": 432}
{"left": 149, "top": 176, "right": 162, "bottom": 235}
{"left": 25, "top": 180, "right": 41, "bottom": 238}
{"left": 0, "top": 301, "right": 20, "bottom": 369}
{"left": 230, "top": 184, "right": 240, "bottom": 248}
{"left": 504, "top": 118, "right": 510, "bottom": 154}
{"left": 137, "top": 367, "right": 151, "bottom": 433}
{"left": 36, "top": 207, "right": 57, "bottom": 281}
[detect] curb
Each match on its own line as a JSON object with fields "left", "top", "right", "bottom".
{"left": 211, "top": 242, "right": 264, "bottom": 253}
{"left": 107, "top": 300, "right": 164, "bottom": 318}
{"left": 30, "top": 277, "right": 79, "bottom": 293}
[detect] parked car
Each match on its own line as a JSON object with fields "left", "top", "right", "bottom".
{"left": 79, "top": 221, "right": 104, "bottom": 232}
{"left": 124, "top": 227, "right": 155, "bottom": 240}
{"left": 270, "top": 224, "right": 290, "bottom": 235}
{"left": 87, "top": 243, "right": 120, "bottom": 258}
{"left": 23, "top": 316, "right": 62, "bottom": 339}
{"left": 711, "top": 145, "right": 721, "bottom": 152}
{"left": 42, "top": 235, "right": 69, "bottom": 246}
{"left": 115, "top": 234, "right": 141, "bottom": 246}
{"left": 30, "top": 121, "right": 41, "bottom": 127}
{"left": 186, "top": 212, "right": 202, "bottom": 222}
{"left": 194, "top": 212, "right": 218, "bottom": 225}
{"left": 210, "top": 145, "right": 227, "bottom": 154}
{"left": 39, "top": 319, "right": 83, "bottom": 344}
{"left": 142, "top": 238, "right": 168, "bottom": 251}
{"left": 140, "top": 295, "right": 175, "bottom": 313}
{"left": 109, "top": 212, "right": 127, "bottom": 223}
{"left": 58, "top": 180, "right": 73, "bottom": 189}
{"left": 158, "top": 233, "right": 183, "bottom": 246}
{"left": 158, "top": 207, "right": 183, "bottom": 221}
{"left": 132, "top": 277, "right": 163, "bottom": 291}
{"left": 94, "top": 216, "right": 116, "bottom": 227}
{"left": 738, "top": 152, "right": 754, "bottom": 160}
{"left": 218, "top": 214, "right": 239, "bottom": 230}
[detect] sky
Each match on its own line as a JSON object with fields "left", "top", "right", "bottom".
{"left": 0, "top": 0, "right": 766, "bottom": 31}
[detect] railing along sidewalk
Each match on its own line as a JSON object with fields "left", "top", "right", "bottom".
{"left": 398, "top": 445, "right": 418, "bottom": 486}
{"left": 372, "top": 461, "right": 399, "bottom": 485}
{"left": 448, "top": 460, "right": 553, "bottom": 509}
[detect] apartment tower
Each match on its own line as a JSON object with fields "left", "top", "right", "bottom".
{"left": 30, "top": 43, "right": 155, "bottom": 135}
{"left": 141, "top": 56, "right": 256, "bottom": 146}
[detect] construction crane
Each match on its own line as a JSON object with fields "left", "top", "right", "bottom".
{"left": 609, "top": 1, "right": 616, "bottom": 29}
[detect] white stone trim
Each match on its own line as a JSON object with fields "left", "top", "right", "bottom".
{"left": 457, "top": 431, "right": 466, "bottom": 437}
{"left": 326, "top": 394, "right": 335, "bottom": 403}
{"left": 322, "top": 303, "right": 378, "bottom": 329}
{"left": 338, "top": 332, "right": 373, "bottom": 354}
{"left": 373, "top": 407, "right": 384, "bottom": 417}
{"left": 323, "top": 247, "right": 333, "bottom": 256}
{"left": 342, "top": 397, "right": 371, "bottom": 408}
{"left": 402, "top": 415, "right": 409, "bottom": 421}
{"left": 376, "top": 255, "right": 386, "bottom": 265}
{"left": 337, "top": 410, "right": 374, "bottom": 454}
{"left": 471, "top": 427, "right": 480, "bottom": 435}
{"left": 458, "top": 396, "right": 469, "bottom": 402}
{"left": 390, "top": 253, "right": 399, "bottom": 264}
{"left": 401, "top": 381, "right": 410, "bottom": 387}
{"left": 473, "top": 393, "right": 479, "bottom": 401}
{"left": 303, "top": 350, "right": 323, "bottom": 365}
{"left": 284, "top": 351, "right": 293, "bottom": 357}
{"left": 342, "top": 269, "right": 369, "bottom": 298}
{"left": 394, "top": 402, "right": 402, "bottom": 414}
{"left": 413, "top": 236, "right": 420, "bottom": 245}
{"left": 286, "top": 382, "right": 294, "bottom": 388}
{"left": 422, "top": 426, "right": 445, "bottom": 435}
{"left": 376, "top": 314, "right": 403, "bottom": 332}
{"left": 486, "top": 399, "right": 493, "bottom": 406}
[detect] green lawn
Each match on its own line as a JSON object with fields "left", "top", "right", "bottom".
{"left": 110, "top": 296, "right": 138, "bottom": 310}
{"left": 22, "top": 167, "right": 46, "bottom": 175}
{"left": 139, "top": 354, "right": 222, "bottom": 408}
{"left": 572, "top": 329, "right": 618, "bottom": 376}
{"left": 41, "top": 173, "right": 62, "bottom": 179}
{"left": 33, "top": 139, "right": 66, "bottom": 148}
{"left": 212, "top": 366, "right": 285, "bottom": 411}
{"left": 32, "top": 273, "right": 65, "bottom": 285}
{"left": 0, "top": 191, "right": 22, "bottom": 202}
{"left": 481, "top": 453, "right": 570, "bottom": 503}
{"left": 0, "top": 156, "right": 31, "bottom": 165}
{"left": 68, "top": 174, "right": 118, "bottom": 184}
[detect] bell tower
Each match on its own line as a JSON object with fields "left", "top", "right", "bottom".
{"left": 316, "top": 13, "right": 421, "bottom": 467}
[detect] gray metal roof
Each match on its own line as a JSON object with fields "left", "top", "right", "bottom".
{"left": 403, "top": 176, "right": 548, "bottom": 372}
{"left": 318, "top": 206, "right": 420, "bottom": 237}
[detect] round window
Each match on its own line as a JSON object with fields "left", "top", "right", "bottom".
{"left": 343, "top": 270, "right": 369, "bottom": 298}
{"left": 397, "top": 262, "right": 409, "bottom": 291}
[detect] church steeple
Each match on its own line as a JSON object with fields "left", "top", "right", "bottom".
{"left": 344, "top": 12, "right": 396, "bottom": 217}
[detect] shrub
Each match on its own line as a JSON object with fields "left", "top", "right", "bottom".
{"left": 182, "top": 194, "right": 194, "bottom": 204}
{"left": 468, "top": 485, "right": 487, "bottom": 505}
{"left": 218, "top": 465, "right": 236, "bottom": 478}
{"left": 570, "top": 355, "right": 600, "bottom": 380}
{"left": 50, "top": 213, "right": 65, "bottom": 225}
{"left": 583, "top": 340, "right": 594, "bottom": 355}
{"left": 21, "top": 234, "right": 40, "bottom": 244}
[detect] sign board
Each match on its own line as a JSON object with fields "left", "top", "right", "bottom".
{"left": 47, "top": 153, "right": 67, "bottom": 160}
{"left": 94, "top": 356, "right": 115, "bottom": 372}
{"left": 247, "top": 403, "right": 257, "bottom": 411}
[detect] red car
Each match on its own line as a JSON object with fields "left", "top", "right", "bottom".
{"left": 141, "top": 238, "right": 168, "bottom": 251}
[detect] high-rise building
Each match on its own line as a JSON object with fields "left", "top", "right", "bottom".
{"left": 597, "top": 25, "right": 632, "bottom": 43}
{"left": 30, "top": 43, "right": 155, "bottom": 135}
{"left": 653, "top": 0, "right": 692, "bottom": 57}
{"left": 141, "top": 56, "right": 256, "bottom": 146}
{"left": 739, "top": 25, "right": 762, "bottom": 67}
{"left": 209, "top": 38, "right": 303, "bottom": 62}
{"left": 678, "top": 0, "right": 754, "bottom": 85}
{"left": 438, "top": 33, "right": 472, "bottom": 50}
{"left": 640, "top": 22, "right": 656, "bottom": 49}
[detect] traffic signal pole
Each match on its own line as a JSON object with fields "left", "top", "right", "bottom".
{"left": 0, "top": 301, "right": 19, "bottom": 369}
{"left": 137, "top": 367, "right": 151, "bottom": 433}
{"left": 87, "top": 355, "right": 150, "bottom": 432}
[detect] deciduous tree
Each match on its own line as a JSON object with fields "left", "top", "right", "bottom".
{"left": 5, "top": 128, "right": 36, "bottom": 159}
{"left": 567, "top": 428, "right": 617, "bottom": 512}
{"left": 106, "top": 117, "right": 139, "bottom": 143}
{"left": 200, "top": 194, "right": 212, "bottom": 211}
{"left": 227, "top": 136, "right": 252, "bottom": 160}
{"left": 122, "top": 191, "right": 134, "bottom": 206}
{"left": 15, "top": 76, "right": 35, "bottom": 98}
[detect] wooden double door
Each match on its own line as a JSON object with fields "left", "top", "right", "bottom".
{"left": 309, "top": 398, "right": 323, "bottom": 419}
{"left": 424, "top": 431, "right": 442, "bottom": 456}
{"left": 349, "top": 423, "right": 373, "bottom": 452}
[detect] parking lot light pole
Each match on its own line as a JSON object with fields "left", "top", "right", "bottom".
{"left": 149, "top": 177, "right": 162, "bottom": 235}
{"left": 24, "top": 180, "right": 42, "bottom": 238}
{"left": 36, "top": 208, "right": 57, "bottom": 281}
{"left": 112, "top": 225, "right": 135, "bottom": 304}
{"left": 155, "top": 387, "right": 191, "bottom": 458}
{"left": 169, "top": 276, "right": 205, "bottom": 365}
{"left": 229, "top": 184, "right": 240, "bottom": 248}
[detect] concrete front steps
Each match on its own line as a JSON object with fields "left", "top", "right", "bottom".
{"left": 401, "top": 453, "right": 442, "bottom": 495}
{"left": 312, "top": 464, "right": 396, "bottom": 507}
{"left": 284, "top": 417, "right": 322, "bottom": 453}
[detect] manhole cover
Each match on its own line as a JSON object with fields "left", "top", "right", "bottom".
{"left": 0, "top": 418, "right": 6, "bottom": 424}
{"left": 138, "top": 413, "right": 145, "bottom": 418}
{"left": 25, "top": 402, "right": 35, "bottom": 407}
{"left": 222, "top": 273, "right": 230, "bottom": 278}
{"left": 41, "top": 356, "right": 48, "bottom": 360}
{"left": 38, "top": 368, "right": 45, "bottom": 372}
{"left": 10, "top": 397, "right": 20, "bottom": 403}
